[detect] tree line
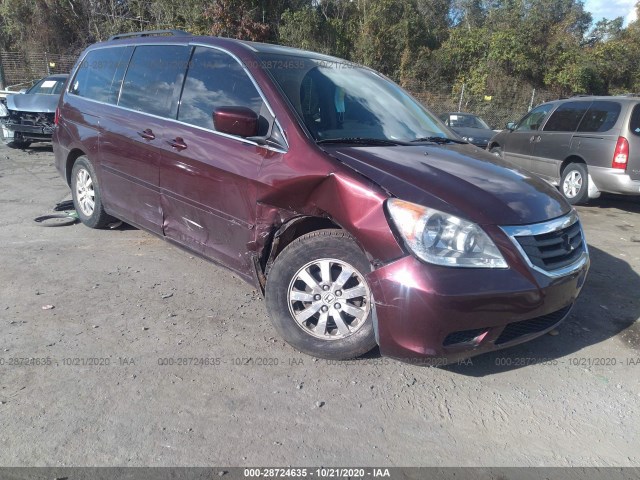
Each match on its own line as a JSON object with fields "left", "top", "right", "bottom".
{"left": 2, "top": 0, "right": 640, "bottom": 99}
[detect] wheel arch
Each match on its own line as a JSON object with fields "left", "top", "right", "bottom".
{"left": 260, "top": 215, "right": 342, "bottom": 275}
{"left": 254, "top": 213, "right": 383, "bottom": 292}
{"left": 65, "top": 148, "right": 87, "bottom": 186}
{"left": 560, "top": 155, "right": 587, "bottom": 177}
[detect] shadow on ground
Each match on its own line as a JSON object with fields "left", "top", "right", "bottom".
{"left": 23, "top": 143, "right": 53, "bottom": 154}
{"left": 586, "top": 193, "right": 640, "bottom": 214}
{"left": 440, "top": 244, "right": 640, "bottom": 376}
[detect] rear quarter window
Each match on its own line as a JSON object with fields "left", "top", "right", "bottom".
{"left": 577, "top": 101, "right": 621, "bottom": 133}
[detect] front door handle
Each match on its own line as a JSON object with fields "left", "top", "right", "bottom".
{"left": 167, "top": 137, "right": 187, "bottom": 150}
{"left": 137, "top": 129, "right": 155, "bottom": 140}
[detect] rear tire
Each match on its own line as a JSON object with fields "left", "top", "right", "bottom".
{"left": 265, "top": 229, "right": 377, "bottom": 360}
{"left": 71, "top": 156, "right": 115, "bottom": 228}
{"left": 560, "top": 163, "right": 589, "bottom": 205}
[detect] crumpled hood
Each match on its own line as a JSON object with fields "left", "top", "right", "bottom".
{"left": 325, "top": 143, "right": 570, "bottom": 226}
{"left": 6, "top": 94, "right": 59, "bottom": 113}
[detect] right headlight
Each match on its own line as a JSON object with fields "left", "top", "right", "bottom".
{"left": 386, "top": 198, "right": 508, "bottom": 268}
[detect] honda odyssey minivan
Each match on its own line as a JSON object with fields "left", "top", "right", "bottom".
{"left": 53, "top": 30, "right": 589, "bottom": 362}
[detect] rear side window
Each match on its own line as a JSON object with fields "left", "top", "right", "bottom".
{"left": 178, "top": 47, "right": 265, "bottom": 132}
{"left": 119, "top": 45, "right": 191, "bottom": 118}
{"left": 70, "top": 47, "right": 133, "bottom": 104}
{"left": 543, "top": 101, "right": 589, "bottom": 132}
{"left": 577, "top": 101, "right": 621, "bottom": 133}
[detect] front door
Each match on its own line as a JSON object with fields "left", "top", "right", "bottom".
{"left": 158, "top": 46, "right": 284, "bottom": 276}
{"left": 502, "top": 103, "right": 555, "bottom": 172}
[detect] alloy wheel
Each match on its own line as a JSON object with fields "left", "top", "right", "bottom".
{"left": 75, "top": 168, "right": 95, "bottom": 216}
{"left": 287, "top": 258, "right": 371, "bottom": 340}
{"left": 563, "top": 170, "right": 583, "bottom": 199}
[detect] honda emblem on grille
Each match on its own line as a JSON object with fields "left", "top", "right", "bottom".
{"left": 562, "top": 234, "right": 573, "bottom": 252}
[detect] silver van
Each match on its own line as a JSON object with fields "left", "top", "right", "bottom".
{"left": 488, "top": 96, "right": 640, "bottom": 204}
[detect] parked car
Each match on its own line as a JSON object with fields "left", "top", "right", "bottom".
{"left": 0, "top": 74, "right": 68, "bottom": 148}
{"left": 439, "top": 112, "right": 495, "bottom": 148}
{"left": 488, "top": 96, "right": 640, "bottom": 204}
{"left": 53, "top": 31, "right": 589, "bottom": 362}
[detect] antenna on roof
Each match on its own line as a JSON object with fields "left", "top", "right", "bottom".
{"left": 108, "top": 30, "right": 190, "bottom": 41}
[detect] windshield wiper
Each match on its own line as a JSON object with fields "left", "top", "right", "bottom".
{"left": 316, "top": 137, "right": 406, "bottom": 146}
{"left": 411, "top": 136, "right": 468, "bottom": 144}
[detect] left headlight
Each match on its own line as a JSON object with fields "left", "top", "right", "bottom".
{"left": 386, "top": 198, "right": 508, "bottom": 268}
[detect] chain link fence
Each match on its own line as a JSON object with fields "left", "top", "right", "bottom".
{"left": 0, "top": 51, "right": 77, "bottom": 90}
{"left": 405, "top": 80, "right": 559, "bottom": 130}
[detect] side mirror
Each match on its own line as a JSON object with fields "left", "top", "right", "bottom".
{"left": 213, "top": 106, "right": 258, "bottom": 138}
{"left": 506, "top": 122, "right": 516, "bottom": 131}
{"left": 19, "top": 89, "right": 27, "bottom": 94}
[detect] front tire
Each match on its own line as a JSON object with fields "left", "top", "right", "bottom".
{"left": 71, "top": 156, "right": 115, "bottom": 228}
{"left": 490, "top": 145, "right": 503, "bottom": 157}
{"left": 265, "top": 229, "right": 377, "bottom": 360}
{"left": 7, "top": 137, "right": 31, "bottom": 149}
{"left": 560, "top": 163, "right": 589, "bottom": 205}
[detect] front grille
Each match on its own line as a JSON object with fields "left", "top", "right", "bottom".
{"left": 515, "top": 220, "right": 585, "bottom": 271}
{"left": 443, "top": 328, "right": 487, "bottom": 346}
{"left": 495, "top": 305, "right": 572, "bottom": 345}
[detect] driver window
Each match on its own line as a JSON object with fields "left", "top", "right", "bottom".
{"left": 515, "top": 104, "right": 553, "bottom": 132}
{"left": 178, "top": 47, "right": 269, "bottom": 135}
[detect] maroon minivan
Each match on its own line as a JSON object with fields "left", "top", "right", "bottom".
{"left": 53, "top": 30, "right": 589, "bottom": 362}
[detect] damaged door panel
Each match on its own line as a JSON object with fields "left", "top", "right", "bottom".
{"left": 159, "top": 125, "right": 271, "bottom": 280}
{"left": 159, "top": 45, "right": 286, "bottom": 280}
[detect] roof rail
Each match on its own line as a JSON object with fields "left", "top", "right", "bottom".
{"left": 108, "top": 30, "right": 190, "bottom": 41}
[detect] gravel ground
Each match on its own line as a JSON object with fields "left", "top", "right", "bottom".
{"left": 0, "top": 143, "right": 638, "bottom": 467}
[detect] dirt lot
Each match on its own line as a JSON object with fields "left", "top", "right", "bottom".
{"left": 0, "top": 143, "right": 638, "bottom": 467}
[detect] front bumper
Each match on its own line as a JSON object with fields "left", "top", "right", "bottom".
{"left": 2, "top": 122, "right": 55, "bottom": 138}
{"left": 1, "top": 113, "right": 55, "bottom": 143}
{"left": 590, "top": 166, "right": 640, "bottom": 195}
{"left": 367, "top": 224, "right": 589, "bottom": 363}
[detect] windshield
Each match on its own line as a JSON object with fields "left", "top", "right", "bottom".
{"left": 258, "top": 53, "right": 453, "bottom": 143}
{"left": 445, "top": 113, "right": 491, "bottom": 130}
{"left": 27, "top": 78, "right": 66, "bottom": 95}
